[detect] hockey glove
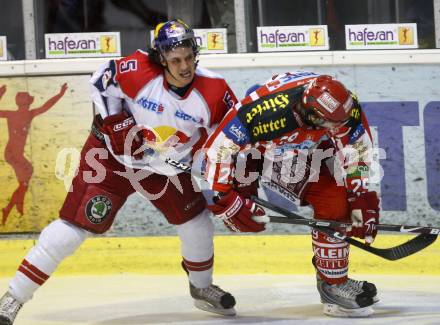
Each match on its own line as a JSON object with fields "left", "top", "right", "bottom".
{"left": 207, "top": 191, "right": 266, "bottom": 233}
{"left": 347, "top": 191, "right": 380, "bottom": 244}
{"left": 101, "top": 111, "right": 143, "bottom": 159}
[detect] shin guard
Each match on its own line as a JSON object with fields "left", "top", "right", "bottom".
{"left": 312, "top": 229, "right": 350, "bottom": 285}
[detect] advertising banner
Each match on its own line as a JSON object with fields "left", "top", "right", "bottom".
{"left": 0, "top": 36, "right": 7, "bottom": 61}
{"left": 345, "top": 23, "right": 418, "bottom": 50}
{"left": 257, "top": 25, "right": 329, "bottom": 52}
{"left": 150, "top": 28, "right": 228, "bottom": 54}
{"left": 45, "top": 32, "right": 121, "bottom": 58}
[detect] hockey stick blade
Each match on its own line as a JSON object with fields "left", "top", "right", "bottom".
{"left": 253, "top": 196, "right": 437, "bottom": 261}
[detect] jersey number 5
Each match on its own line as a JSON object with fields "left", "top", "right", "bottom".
{"left": 120, "top": 60, "right": 137, "bottom": 73}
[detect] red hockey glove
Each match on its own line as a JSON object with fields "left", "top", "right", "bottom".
{"left": 207, "top": 191, "right": 266, "bottom": 233}
{"left": 347, "top": 191, "right": 380, "bottom": 244}
{"left": 101, "top": 112, "right": 143, "bottom": 159}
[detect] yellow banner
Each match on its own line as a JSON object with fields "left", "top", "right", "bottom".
{"left": 0, "top": 76, "right": 92, "bottom": 232}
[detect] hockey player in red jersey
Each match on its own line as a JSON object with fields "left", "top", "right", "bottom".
{"left": 202, "top": 71, "right": 381, "bottom": 317}
{"left": 0, "top": 19, "right": 238, "bottom": 324}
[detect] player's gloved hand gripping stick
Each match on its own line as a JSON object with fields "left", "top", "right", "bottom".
{"left": 207, "top": 190, "right": 266, "bottom": 233}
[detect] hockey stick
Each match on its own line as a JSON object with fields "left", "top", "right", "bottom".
{"left": 267, "top": 215, "right": 440, "bottom": 235}
{"left": 164, "top": 158, "right": 437, "bottom": 260}
{"left": 252, "top": 196, "right": 437, "bottom": 261}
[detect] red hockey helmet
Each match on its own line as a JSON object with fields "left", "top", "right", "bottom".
{"left": 301, "top": 75, "right": 353, "bottom": 126}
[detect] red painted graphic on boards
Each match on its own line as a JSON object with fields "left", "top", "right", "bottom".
{"left": 0, "top": 83, "right": 68, "bottom": 225}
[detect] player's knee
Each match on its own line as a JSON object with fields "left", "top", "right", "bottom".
{"left": 177, "top": 209, "right": 214, "bottom": 246}
{"left": 38, "top": 219, "right": 88, "bottom": 262}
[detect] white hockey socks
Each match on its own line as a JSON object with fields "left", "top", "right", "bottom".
{"left": 9, "top": 219, "right": 87, "bottom": 303}
{"left": 177, "top": 209, "right": 214, "bottom": 288}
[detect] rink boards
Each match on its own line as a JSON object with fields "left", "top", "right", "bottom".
{"left": 0, "top": 50, "right": 440, "bottom": 234}
{"left": 1, "top": 235, "right": 439, "bottom": 277}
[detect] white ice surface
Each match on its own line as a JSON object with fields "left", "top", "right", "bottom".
{"left": 1, "top": 274, "right": 439, "bottom": 325}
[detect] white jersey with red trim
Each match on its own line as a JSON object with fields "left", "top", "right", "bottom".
{"left": 90, "top": 50, "right": 237, "bottom": 175}
{"left": 202, "top": 71, "right": 374, "bottom": 196}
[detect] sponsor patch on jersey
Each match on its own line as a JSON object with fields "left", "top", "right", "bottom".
{"left": 346, "top": 164, "right": 369, "bottom": 178}
{"left": 273, "top": 140, "right": 317, "bottom": 155}
{"left": 223, "top": 117, "right": 250, "bottom": 145}
{"left": 236, "top": 87, "right": 302, "bottom": 143}
{"left": 266, "top": 71, "right": 319, "bottom": 92}
{"left": 243, "top": 92, "right": 291, "bottom": 124}
{"left": 317, "top": 92, "right": 340, "bottom": 113}
{"left": 350, "top": 141, "right": 369, "bottom": 162}
{"left": 349, "top": 123, "right": 365, "bottom": 144}
{"left": 85, "top": 195, "right": 112, "bottom": 224}
{"left": 175, "top": 109, "right": 203, "bottom": 124}
{"left": 136, "top": 97, "right": 164, "bottom": 114}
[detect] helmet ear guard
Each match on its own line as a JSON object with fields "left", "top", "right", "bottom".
{"left": 301, "top": 75, "right": 353, "bottom": 126}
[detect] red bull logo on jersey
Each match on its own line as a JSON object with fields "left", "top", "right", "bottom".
{"left": 140, "top": 125, "right": 190, "bottom": 152}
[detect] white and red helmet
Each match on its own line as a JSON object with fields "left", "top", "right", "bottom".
{"left": 301, "top": 75, "right": 353, "bottom": 125}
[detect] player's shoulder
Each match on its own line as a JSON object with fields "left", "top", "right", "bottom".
{"left": 115, "top": 50, "right": 163, "bottom": 98}
{"left": 263, "top": 71, "right": 320, "bottom": 93}
{"left": 195, "top": 66, "right": 227, "bottom": 83}
{"left": 236, "top": 71, "right": 315, "bottom": 110}
{"left": 193, "top": 66, "right": 231, "bottom": 97}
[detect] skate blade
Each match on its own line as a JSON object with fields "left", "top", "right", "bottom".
{"left": 323, "top": 303, "right": 374, "bottom": 318}
{"left": 194, "top": 300, "right": 236, "bottom": 316}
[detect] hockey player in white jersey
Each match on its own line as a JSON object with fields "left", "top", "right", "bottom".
{"left": 0, "top": 19, "right": 238, "bottom": 325}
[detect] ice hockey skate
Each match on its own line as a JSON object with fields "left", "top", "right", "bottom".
{"left": 0, "top": 292, "right": 22, "bottom": 325}
{"left": 189, "top": 282, "right": 236, "bottom": 316}
{"left": 317, "top": 277, "right": 375, "bottom": 317}
{"left": 346, "top": 278, "right": 379, "bottom": 303}
{"left": 311, "top": 257, "right": 379, "bottom": 307}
